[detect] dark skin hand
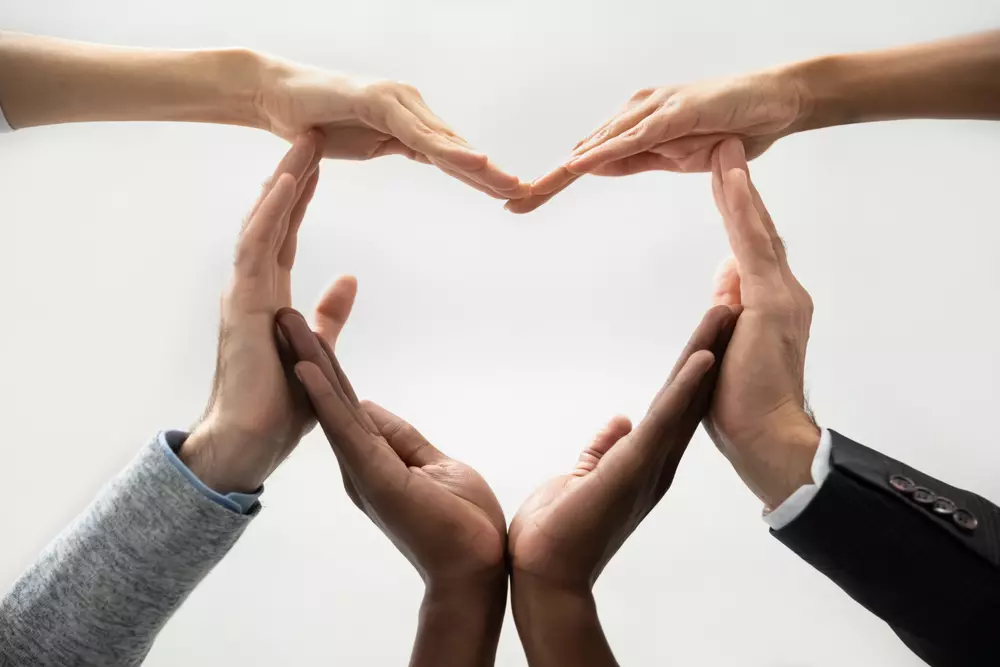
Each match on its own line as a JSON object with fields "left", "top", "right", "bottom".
{"left": 276, "top": 307, "right": 506, "bottom": 667}
{"left": 509, "top": 304, "right": 739, "bottom": 666}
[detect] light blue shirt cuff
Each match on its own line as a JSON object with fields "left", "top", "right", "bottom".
{"left": 763, "top": 428, "right": 832, "bottom": 531}
{"left": 0, "top": 101, "right": 10, "bottom": 132}
{"left": 157, "top": 431, "right": 263, "bottom": 515}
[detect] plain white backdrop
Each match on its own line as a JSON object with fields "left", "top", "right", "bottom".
{"left": 2, "top": 1, "right": 999, "bottom": 665}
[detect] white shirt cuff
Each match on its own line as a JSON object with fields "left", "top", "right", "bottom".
{"left": 763, "top": 428, "right": 832, "bottom": 530}
{"left": 0, "top": 102, "right": 10, "bottom": 132}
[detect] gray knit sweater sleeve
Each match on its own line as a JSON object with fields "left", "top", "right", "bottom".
{"left": 0, "top": 436, "right": 257, "bottom": 666}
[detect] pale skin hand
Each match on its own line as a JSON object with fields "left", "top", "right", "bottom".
{"left": 179, "top": 131, "right": 358, "bottom": 494}
{"left": 704, "top": 137, "right": 821, "bottom": 510}
{"left": 256, "top": 59, "right": 529, "bottom": 200}
{"left": 0, "top": 32, "right": 527, "bottom": 201}
{"left": 507, "top": 68, "right": 806, "bottom": 213}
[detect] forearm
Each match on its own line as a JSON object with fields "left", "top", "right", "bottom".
{"left": 0, "top": 32, "right": 267, "bottom": 130}
{"left": 512, "top": 578, "right": 618, "bottom": 667}
{"left": 409, "top": 577, "right": 507, "bottom": 667}
{"left": 0, "top": 436, "right": 253, "bottom": 667}
{"left": 788, "top": 29, "right": 1000, "bottom": 131}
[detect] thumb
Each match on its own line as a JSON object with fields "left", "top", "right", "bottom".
{"left": 572, "top": 415, "right": 633, "bottom": 477}
{"left": 314, "top": 275, "right": 358, "bottom": 348}
{"left": 712, "top": 257, "right": 741, "bottom": 307}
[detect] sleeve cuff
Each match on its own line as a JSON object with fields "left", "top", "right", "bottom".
{"left": 763, "top": 428, "right": 832, "bottom": 530}
{"left": 158, "top": 431, "right": 263, "bottom": 515}
{"left": 0, "top": 102, "right": 11, "bottom": 132}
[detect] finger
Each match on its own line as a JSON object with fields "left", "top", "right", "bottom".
{"left": 383, "top": 103, "right": 490, "bottom": 173}
{"left": 235, "top": 173, "right": 297, "bottom": 275}
{"left": 399, "top": 94, "right": 464, "bottom": 142}
{"left": 504, "top": 176, "right": 578, "bottom": 214}
{"left": 653, "top": 307, "right": 740, "bottom": 498}
{"left": 718, "top": 139, "right": 789, "bottom": 269}
{"left": 572, "top": 415, "right": 633, "bottom": 477}
{"left": 570, "top": 98, "right": 659, "bottom": 158}
{"left": 280, "top": 307, "right": 382, "bottom": 442}
{"left": 433, "top": 161, "right": 513, "bottom": 200}
{"left": 588, "top": 152, "right": 678, "bottom": 177}
{"left": 527, "top": 166, "right": 580, "bottom": 197}
{"left": 712, "top": 257, "right": 742, "bottom": 307}
{"left": 368, "top": 136, "right": 421, "bottom": 160}
{"left": 640, "top": 303, "right": 732, "bottom": 441}
{"left": 294, "top": 362, "right": 398, "bottom": 473}
{"left": 313, "top": 276, "right": 358, "bottom": 348}
{"left": 711, "top": 139, "right": 780, "bottom": 280}
{"left": 246, "top": 132, "right": 320, "bottom": 222}
{"left": 599, "top": 350, "right": 715, "bottom": 482}
{"left": 663, "top": 305, "right": 735, "bottom": 388}
{"left": 362, "top": 401, "right": 446, "bottom": 467}
{"left": 383, "top": 103, "right": 526, "bottom": 194}
{"left": 631, "top": 350, "right": 716, "bottom": 452}
{"left": 569, "top": 102, "right": 698, "bottom": 174}
{"left": 277, "top": 166, "right": 320, "bottom": 269}
{"left": 277, "top": 309, "right": 362, "bottom": 410}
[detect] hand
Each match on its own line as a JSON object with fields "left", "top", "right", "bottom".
{"left": 179, "top": 132, "right": 358, "bottom": 494}
{"left": 278, "top": 308, "right": 507, "bottom": 665}
{"left": 509, "top": 305, "right": 737, "bottom": 588}
{"left": 507, "top": 66, "right": 809, "bottom": 213}
{"left": 704, "top": 138, "right": 822, "bottom": 509}
{"left": 507, "top": 306, "right": 736, "bottom": 666}
{"left": 254, "top": 55, "right": 527, "bottom": 200}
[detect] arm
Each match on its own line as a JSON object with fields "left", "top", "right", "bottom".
{"left": 0, "top": 136, "right": 350, "bottom": 666}
{"left": 516, "top": 29, "right": 1000, "bottom": 213}
{"left": 0, "top": 434, "right": 254, "bottom": 667}
{"left": 512, "top": 581, "right": 618, "bottom": 666}
{"left": 794, "top": 29, "right": 1000, "bottom": 131}
{"left": 409, "top": 582, "right": 507, "bottom": 667}
{"left": 705, "top": 137, "right": 1000, "bottom": 666}
{"left": 0, "top": 32, "right": 525, "bottom": 198}
{"left": 771, "top": 430, "right": 1000, "bottom": 666}
{"left": 0, "top": 32, "right": 261, "bottom": 129}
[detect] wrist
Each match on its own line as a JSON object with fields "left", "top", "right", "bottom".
{"left": 512, "top": 575, "right": 616, "bottom": 667}
{"left": 783, "top": 53, "right": 857, "bottom": 132}
{"left": 756, "top": 415, "right": 822, "bottom": 509}
{"left": 411, "top": 576, "right": 507, "bottom": 667}
{"left": 178, "top": 421, "right": 272, "bottom": 494}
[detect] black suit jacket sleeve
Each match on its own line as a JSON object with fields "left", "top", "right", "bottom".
{"left": 771, "top": 430, "right": 1000, "bottom": 667}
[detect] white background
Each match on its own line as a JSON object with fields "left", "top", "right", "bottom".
{"left": 2, "top": 2, "right": 999, "bottom": 665}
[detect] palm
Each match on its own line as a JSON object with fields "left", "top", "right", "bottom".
{"left": 396, "top": 460, "right": 507, "bottom": 578}
{"left": 355, "top": 404, "right": 507, "bottom": 582}
{"left": 509, "top": 476, "right": 590, "bottom": 576}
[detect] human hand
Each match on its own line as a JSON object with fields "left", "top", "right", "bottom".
{"left": 507, "top": 66, "right": 809, "bottom": 213}
{"left": 509, "top": 305, "right": 737, "bottom": 589}
{"left": 278, "top": 307, "right": 506, "bottom": 582}
{"left": 704, "top": 138, "right": 821, "bottom": 510}
{"left": 253, "top": 55, "right": 527, "bottom": 200}
{"left": 278, "top": 308, "right": 507, "bottom": 665}
{"left": 179, "top": 132, "right": 358, "bottom": 494}
{"left": 507, "top": 306, "right": 736, "bottom": 666}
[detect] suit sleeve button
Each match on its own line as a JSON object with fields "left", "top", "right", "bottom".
{"left": 953, "top": 509, "right": 979, "bottom": 532}
{"left": 912, "top": 487, "right": 937, "bottom": 506}
{"left": 932, "top": 497, "right": 957, "bottom": 516}
{"left": 889, "top": 475, "right": 916, "bottom": 493}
